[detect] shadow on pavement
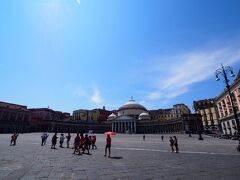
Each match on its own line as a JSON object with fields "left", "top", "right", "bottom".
{"left": 109, "top": 156, "right": 123, "bottom": 159}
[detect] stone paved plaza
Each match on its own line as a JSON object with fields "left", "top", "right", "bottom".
{"left": 0, "top": 133, "right": 240, "bottom": 180}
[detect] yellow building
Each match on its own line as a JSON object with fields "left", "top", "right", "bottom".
{"left": 149, "top": 104, "right": 191, "bottom": 122}
{"left": 193, "top": 99, "right": 219, "bottom": 132}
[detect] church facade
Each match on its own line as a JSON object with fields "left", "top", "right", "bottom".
{"left": 107, "top": 98, "right": 202, "bottom": 134}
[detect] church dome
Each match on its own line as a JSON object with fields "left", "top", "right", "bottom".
{"left": 118, "top": 98, "right": 148, "bottom": 117}
{"left": 107, "top": 113, "right": 116, "bottom": 121}
{"left": 118, "top": 99, "right": 147, "bottom": 111}
{"left": 139, "top": 112, "right": 151, "bottom": 120}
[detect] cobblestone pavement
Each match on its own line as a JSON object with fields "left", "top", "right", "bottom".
{"left": 0, "top": 133, "right": 240, "bottom": 180}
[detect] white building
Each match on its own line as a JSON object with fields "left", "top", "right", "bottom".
{"left": 107, "top": 98, "right": 150, "bottom": 133}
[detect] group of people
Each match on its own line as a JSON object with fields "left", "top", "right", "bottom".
{"left": 142, "top": 134, "right": 179, "bottom": 153}
{"left": 48, "top": 132, "right": 112, "bottom": 157}
{"left": 10, "top": 132, "right": 177, "bottom": 155}
{"left": 48, "top": 132, "right": 100, "bottom": 155}
{"left": 72, "top": 133, "right": 97, "bottom": 155}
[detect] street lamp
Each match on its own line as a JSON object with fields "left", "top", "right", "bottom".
{"left": 215, "top": 64, "right": 240, "bottom": 151}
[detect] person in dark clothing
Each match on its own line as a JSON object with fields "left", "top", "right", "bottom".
{"left": 10, "top": 132, "right": 18, "bottom": 146}
{"left": 66, "top": 133, "right": 71, "bottom": 148}
{"left": 41, "top": 133, "right": 48, "bottom": 146}
{"left": 169, "top": 137, "right": 174, "bottom": 152}
{"left": 104, "top": 134, "right": 111, "bottom": 157}
{"left": 161, "top": 135, "right": 164, "bottom": 142}
{"left": 73, "top": 133, "right": 81, "bottom": 155}
{"left": 51, "top": 133, "right": 58, "bottom": 149}
{"left": 143, "top": 134, "right": 145, "bottom": 141}
{"left": 88, "top": 136, "right": 92, "bottom": 150}
{"left": 84, "top": 134, "right": 90, "bottom": 154}
{"left": 173, "top": 136, "right": 179, "bottom": 153}
{"left": 79, "top": 133, "right": 85, "bottom": 153}
{"left": 59, "top": 134, "right": 65, "bottom": 148}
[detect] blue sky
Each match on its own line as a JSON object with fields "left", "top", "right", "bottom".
{"left": 0, "top": 0, "right": 240, "bottom": 113}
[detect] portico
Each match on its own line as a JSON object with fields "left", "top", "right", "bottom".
{"left": 112, "top": 120, "right": 137, "bottom": 133}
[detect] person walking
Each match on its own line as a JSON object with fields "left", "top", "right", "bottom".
{"left": 84, "top": 134, "right": 90, "bottom": 154}
{"left": 88, "top": 136, "right": 92, "bottom": 150}
{"left": 10, "top": 132, "right": 18, "bottom": 146}
{"left": 51, "top": 133, "right": 58, "bottom": 149}
{"left": 59, "top": 134, "right": 65, "bottom": 148}
{"left": 169, "top": 137, "right": 174, "bottom": 152}
{"left": 66, "top": 133, "right": 71, "bottom": 148}
{"left": 173, "top": 136, "right": 179, "bottom": 153}
{"left": 79, "top": 133, "right": 85, "bottom": 153}
{"left": 143, "top": 134, "right": 145, "bottom": 141}
{"left": 73, "top": 133, "right": 81, "bottom": 155}
{"left": 91, "top": 135, "right": 97, "bottom": 149}
{"left": 13, "top": 133, "right": 18, "bottom": 146}
{"left": 161, "top": 135, "right": 164, "bottom": 142}
{"left": 104, "top": 134, "right": 111, "bottom": 157}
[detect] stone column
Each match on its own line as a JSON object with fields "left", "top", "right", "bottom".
{"left": 128, "top": 122, "right": 130, "bottom": 133}
{"left": 134, "top": 122, "right": 136, "bottom": 134}
{"left": 131, "top": 122, "right": 133, "bottom": 133}
{"left": 112, "top": 123, "right": 114, "bottom": 132}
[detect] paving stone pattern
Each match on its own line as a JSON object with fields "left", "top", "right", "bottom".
{"left": 0, "top": 133, "right": 240, "bottom": 180}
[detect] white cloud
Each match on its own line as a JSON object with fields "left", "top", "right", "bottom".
{"left": 147, "top": 42, "right": 240, "bottom": 101}
{"left": 72, "top": 88, "right": 87, "bottom": 98}
{"left": 76, "top": 0, "right": 80, "bottom": 5}
{"left": 147, "top": 92, "right": 161, "bottom": 100}
{"left": 91, "top": 87, "right": 102, "bottom": 104}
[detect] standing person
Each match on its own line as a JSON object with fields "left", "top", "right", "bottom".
{"left": 41, "top": 133, "right": 45, "bottom": 146}
{"left": 104, "top": 134, "right": 111, "bottom": 157}
{"left": 59, "top": 134, "right": 65, "bottom": 148}
{"left": 173, "top": 136, "right": 179, "bottom": 153}
{"left": 10, "top": 133, "right": 15, "bottom": 146}
{"left": 73, "top": 133, "right": 81, "bottom": 155}
{"left": 84, "top": 134, "right": 90, "bottom": 154}
{"left": 43, "top": 133, "right": 49, "bottom": 145}
{"left": 41, "top": 133, "right": 48, "bottom": 146}
{"left": 10, "top": 132, "right": 18, "bottom": 146}
{"left": 143, "top": 134, "right": 145, "bottom": 141}
{"left": 51, "top": 133, "right": 58, "bottom": 149}
{"left": 13, "top": 133, "right": 18, "bottom": 146}
{"left": 88, "top": 136, "right": 92, "bottom": 150}
{"left": 92, "top": 135, "right": 97, "bottom": 149}
{"left": 161, "top": 135, "right": 164, "bottom": 142}
{"left": 169, "top": 137, "right": 174, "bottom": 152}
{"left": 66, "top": 133, "right": 71, "bottom": 148}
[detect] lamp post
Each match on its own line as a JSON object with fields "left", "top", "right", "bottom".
{"left": 215, "top": 64, "right": 240, "bottom": 151}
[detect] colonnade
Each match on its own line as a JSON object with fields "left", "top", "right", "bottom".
{"left": 112, "top": 121, "right": 136, "bottom": 133}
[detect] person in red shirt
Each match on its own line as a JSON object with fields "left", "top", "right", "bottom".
{"left": 104, "top": 134, "right": 111, "bottom": 157}
{"left": 80, "top": 133, "right": 85, "bottom": 153}
{"left": 91, "top": 135, "right": 97, "bottom": 150}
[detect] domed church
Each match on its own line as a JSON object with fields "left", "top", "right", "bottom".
{"left": 107, "top": 98, "right": 150, "bottom": 133}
